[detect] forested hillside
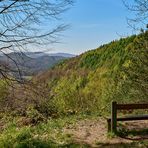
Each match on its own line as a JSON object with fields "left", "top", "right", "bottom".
{"left": 34, "top": 31, "right": 148, "bottom": 116}
{"left": 0, "top": 31, "right": 147, "bottom": 117}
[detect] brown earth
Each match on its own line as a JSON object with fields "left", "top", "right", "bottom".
{"left": 64, "top": 118, "right": 148, "bottom": 147}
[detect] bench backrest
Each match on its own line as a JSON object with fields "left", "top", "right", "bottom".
{"left": 110, "top": 101, "right": 148, "bottom": 133}
{"left": 116, "top": 103, "right": 148, "bottom": 110}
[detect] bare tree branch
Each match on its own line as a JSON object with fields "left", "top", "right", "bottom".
{"left": 123, "top": 0, "right": 148, "bottom": 30}
{"left": 0, "top": 0, "right": 73, "bottom": 81}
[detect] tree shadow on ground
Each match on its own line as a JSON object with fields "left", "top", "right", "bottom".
{"left": 12, "top": 138, "right": 91, "bottom": 148}
{"left": 117, "top": 126, "right": 148, "bottom": 141}
{"left": 95, "top": 142, "right": 147, "bottom": 148}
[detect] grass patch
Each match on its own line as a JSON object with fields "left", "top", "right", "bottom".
{"left": 0, "top": 114, "right": 98, "bottom": 148}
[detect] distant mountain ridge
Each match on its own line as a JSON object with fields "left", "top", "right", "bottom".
{"left": 0, "top": 51, "right": 75, "bottom": 76}
{"left": 4, "top": 52, "right": 75, "bottom": 58}
{"left": 48, "top": 53, "right": 75, "bottom": 58}
{"left": 24, "top": 52, "right": 75, "bottom": 58}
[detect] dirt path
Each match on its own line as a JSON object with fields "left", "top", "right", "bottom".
{"left": 64, "top": 118, "right": 148, "bottom": 147}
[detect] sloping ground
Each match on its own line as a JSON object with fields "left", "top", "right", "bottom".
{"left": 0, "top": 115, "right": 148, "bottom": 147}
{"left": 33, "top": 31, "right": 148, "bottom": 117}
{"left": 1, "top": 32, "right": 147, "bottom": 119}
{"left": 64, "top": 118, "right": 148, "bottom": 147}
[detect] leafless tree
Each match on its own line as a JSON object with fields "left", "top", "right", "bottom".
{"left": 0, "top": 0, "right": 73, "bottom": 81}
{"left": 123, "top": 0, "right": 148, "bottom": 30}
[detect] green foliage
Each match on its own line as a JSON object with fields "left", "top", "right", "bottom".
{"left": 0, "top": 115, "right": 91, "bottom": 148}
{"left": 36, "top": 32, "right": 147, "bottom": 116}
{"left": 0, "top": 80, "right": 8, "bottom": 102}
{"left": 1, "top": 32, "right": 147, "bottom": 118}
{"left": 0, "top": 80, "right": 9, "bottom": 112}
{"left": 122, "top": 31, "right": 148, "bottom": 101}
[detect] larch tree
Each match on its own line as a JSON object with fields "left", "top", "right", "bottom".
{"left": 123, "top": 0, "right": 148, "bottom": 100}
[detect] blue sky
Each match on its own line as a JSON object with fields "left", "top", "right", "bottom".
{"left": 48, "top": 0, "right": 134, "bottom": 55}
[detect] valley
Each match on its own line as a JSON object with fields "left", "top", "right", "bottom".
{"left": 0, "top": 52, "right": 75, "bottom": 77}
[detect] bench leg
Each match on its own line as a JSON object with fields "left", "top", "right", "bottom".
{"left": 111, "top": 101, "right": 117, "bottom": 133}
{"left": 107, "top": 120, "right": 111, "bottom": 132}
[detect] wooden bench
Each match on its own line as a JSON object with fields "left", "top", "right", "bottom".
{"left": 107, "top": 101, "right": 148, "bottom": 133}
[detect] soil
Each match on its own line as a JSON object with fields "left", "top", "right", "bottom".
{"left": 64, "top": 118, "right": 148, "bottom": 147}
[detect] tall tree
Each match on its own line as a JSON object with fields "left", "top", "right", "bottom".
{"left": 123, "top": 0, "right": 148, "bottom": 100}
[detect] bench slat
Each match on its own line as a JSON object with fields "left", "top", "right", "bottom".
{"left": 117, "top": 104, "right": 148, "bottom": 110}
{"left": 107, "top": 114, "right": 148, "bottom": 122}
